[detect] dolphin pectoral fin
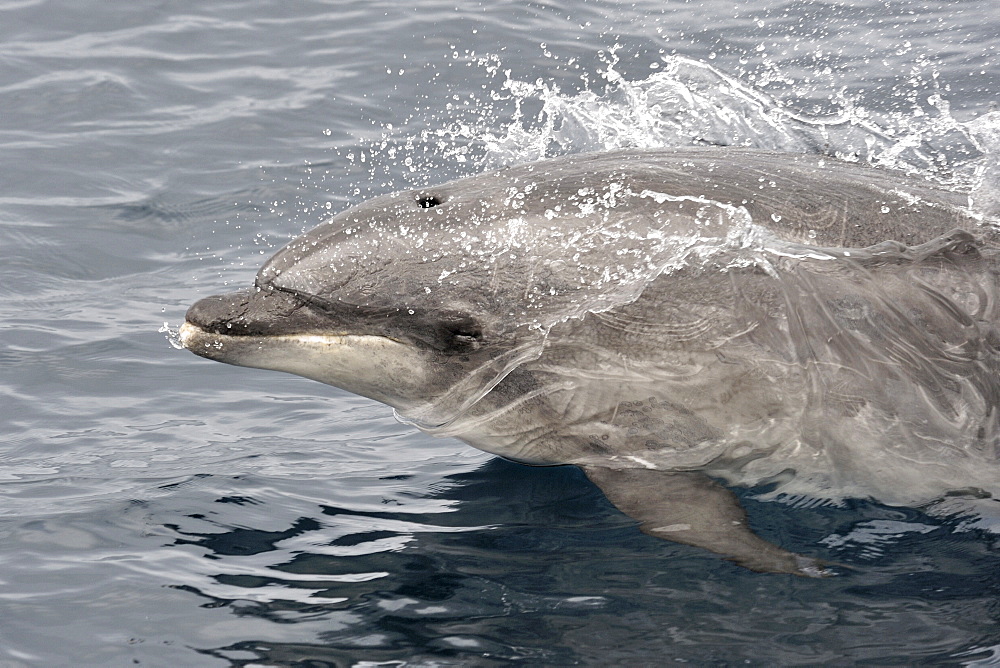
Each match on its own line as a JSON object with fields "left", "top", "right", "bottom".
{"left": 581, "top": 466, "right": 830, "bottom": 576}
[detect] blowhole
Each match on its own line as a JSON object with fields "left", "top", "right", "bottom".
{"left": 416, "top": 194, "right": 443, "bottom": 208}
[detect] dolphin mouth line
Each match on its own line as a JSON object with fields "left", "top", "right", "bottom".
{"left": 178, "top": 322, "right": 401, "bottom": 349}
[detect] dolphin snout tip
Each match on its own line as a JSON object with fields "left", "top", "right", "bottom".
{"left": 178, "top": 321, "right": 198, "bottom": 350}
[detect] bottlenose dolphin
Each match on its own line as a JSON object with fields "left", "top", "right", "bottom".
{"left": 180, "top": 147, "right": 1000, "bottom": 575}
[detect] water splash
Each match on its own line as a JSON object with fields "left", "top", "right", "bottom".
{"left": 354, "top": 52, "right": 998, "bottom": 212}
{"left": 159, "top": 321, "right": 184, "bottom": 350}
{"left": 482, "top": 54, "right": 991, "bottom": 186}
{"left": 967, "top": 110, "right": 1000, "bottom": 219}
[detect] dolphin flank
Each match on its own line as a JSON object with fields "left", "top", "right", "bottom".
{"left": 180, "top": 147, "right": 1000, "bottom": 575}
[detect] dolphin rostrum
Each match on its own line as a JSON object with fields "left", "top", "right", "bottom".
{"left": 180, "top": 147, "right": 1000, "bottom": 575}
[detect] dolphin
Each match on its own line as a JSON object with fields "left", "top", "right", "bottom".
{"left": 180, "top": 147, "right": 1000, "bottom": 575}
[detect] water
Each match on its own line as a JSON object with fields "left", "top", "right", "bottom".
{"left": 1, "top": 0, "right": 999, "bottom": 665}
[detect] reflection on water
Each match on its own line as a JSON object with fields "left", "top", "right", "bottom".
{"left": 101, "top": 463, "right": 1000, "bottom": 664}
{"left": 3, "top": 429, "right": 1000, "bottom": 664}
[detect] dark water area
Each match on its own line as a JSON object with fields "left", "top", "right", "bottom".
{"left": 2, "top": 0, "right": 1000, "bottom": 665}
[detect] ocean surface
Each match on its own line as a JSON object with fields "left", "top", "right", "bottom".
{"left": 2, "top": 0, "right": 1000, "bottom": 665}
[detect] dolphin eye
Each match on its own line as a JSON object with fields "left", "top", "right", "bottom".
{"left": 448, "top": 324, "right": 483, "bottom": 351}
{"left": 416, "top": 194, "right": 444, "bottom": 208}
{"left": 453, "top": 328, "right": 481, "bottom": 342}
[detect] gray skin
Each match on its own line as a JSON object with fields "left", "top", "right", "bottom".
{"left": 181, "top": 147, "right": 1000, "bottom": 575}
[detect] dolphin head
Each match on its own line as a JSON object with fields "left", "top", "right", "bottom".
{"left": 182, "top": 184, "right": 537, "bottom": 420}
